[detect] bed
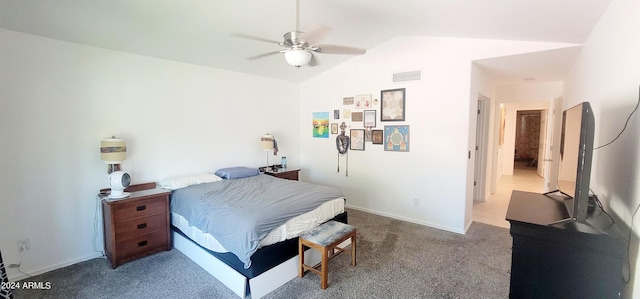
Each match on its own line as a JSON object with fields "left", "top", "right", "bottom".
{"left": 161, "top": 170, "right": 348, "bottom": 298}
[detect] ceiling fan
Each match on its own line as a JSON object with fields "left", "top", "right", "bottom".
{"left": 233, "top": 0, "right": 366, "bottom": 68}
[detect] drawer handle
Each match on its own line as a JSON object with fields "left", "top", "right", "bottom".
{"left": 136, "top": 205, "right": 146, "bottom": 211}
{"left": 138, "top": 240, "right": 148, "bottom": 247}
{"left": 137, "top": 223, "right": 147, "bottom": 229}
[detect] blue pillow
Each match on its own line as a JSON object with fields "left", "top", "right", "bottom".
{"left": 215, "top": 167, "right": 260, "bottom": 179}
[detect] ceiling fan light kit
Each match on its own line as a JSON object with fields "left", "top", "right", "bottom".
{"left": 234, "top": 0, "right": 366, "bottom": 68}
{"left": 285, "top": 49, "right": 312, "bottom": 68}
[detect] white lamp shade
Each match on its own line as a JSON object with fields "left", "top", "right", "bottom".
{"left": 261, "top": 134, "right": 274, "bottom": 150}
{"left": 284, "top": 49, "right": 312, "bottom": 67}
{"left": 100, "top": 138, "right": 127, "bottom": 163}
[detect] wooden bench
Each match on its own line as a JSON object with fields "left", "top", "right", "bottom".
{"left": 298, "top": 220, "right": 356, "bottom": 289}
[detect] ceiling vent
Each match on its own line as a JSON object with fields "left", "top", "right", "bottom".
{"left": 392, "top": 70, "right": 422, "bottom": 83}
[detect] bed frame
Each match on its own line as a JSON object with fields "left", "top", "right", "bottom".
{"left": 124, "top": 182, "right": 349, "bottom": 298}
{"left": 172, "top": 212, "right": 349, "bottom": 298}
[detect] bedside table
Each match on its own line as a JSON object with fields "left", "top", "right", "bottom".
{"left": 263, "top": 168, "right": 300, "bottom": 181}
{"left": 102, "top": 188, "right": 171, "bottom": 268}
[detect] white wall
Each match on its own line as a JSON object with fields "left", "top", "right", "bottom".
{"left": 563, "top": 0, "right": 640, "bottom": 297}
{"left": 300, "top": 35, "right": 580, "bottom": 233}
{"left": 0, "top": 29, "right": 300, "bottom": 279}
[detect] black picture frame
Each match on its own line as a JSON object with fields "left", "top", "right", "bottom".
{"left": 372, "top": 130, "right": 384, "bottom": 144}
{"left": 380, "top": 88, "right": 406, "bottom": 121}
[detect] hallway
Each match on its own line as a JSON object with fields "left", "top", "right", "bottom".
{"left": 473, "top": 167, "right": 545, "bottom": 228}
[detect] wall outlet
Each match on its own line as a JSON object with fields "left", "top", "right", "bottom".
{"left": 17, "top": 238, "right": 31, "bottom": 252}
{"left": 413, "top": 198, "right": 420, "bottom": 207}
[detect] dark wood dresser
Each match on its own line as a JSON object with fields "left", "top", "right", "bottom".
{"left": 102, "top": 187, "right": 171, "bottom": 268}
{"left": 505, "top": 190, "right": 625, "bottom": 298}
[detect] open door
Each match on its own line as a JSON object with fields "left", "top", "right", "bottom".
{"left": 537, "top": 109, "right": 547, "bottom": 178}
{"left": 542, "top": 97, "right": 561, "bottom": 192}
{"left": 538, "top": 98, "right": 562, "bottom": 192}
{"left": 474, "top": 95, "right": 489, "bottom": 201}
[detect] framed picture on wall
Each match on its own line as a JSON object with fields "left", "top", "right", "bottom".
{"left": 372, "top": 130, "right": 384, "bottom": 144}
{"left": 343, "top": 97, "right": 354, "bottom": 105}
{"left": 331, "top": 123, "right": 339, "bottom": 134}
{"left": 351, "top": 111, "right": 363, "bottom": 122}
{"left": 384, "top": 125, "right": 410, "bottom": 152}
{"left": 312, "top": 112, "right": 330, "bottom": 138}
{"left": 381, "top": 88, "right": 406, "bottom": 121}
{"left": 363, "top": 110, "right": 376, "bottom": 127}
{"left": 355, "top": 94, "right": 372, "bottom": 109}
{"left": 350, "top": 129, "right": 365, "bottom": 150}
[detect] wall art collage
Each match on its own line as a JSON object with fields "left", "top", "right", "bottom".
{"left": 312, "top": 88, "right": 410, "bottom": 152}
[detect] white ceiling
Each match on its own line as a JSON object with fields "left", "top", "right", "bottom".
{"left": 0, "top": 0, "right": 612, "bottom": 83}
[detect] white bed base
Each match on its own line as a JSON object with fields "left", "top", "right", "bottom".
{"left": 172, "top": 230, "right": 350, "bottom": 298}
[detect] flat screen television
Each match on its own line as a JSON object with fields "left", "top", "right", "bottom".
{"left": 546, "top": 101, "right": 595, "bottom": 225}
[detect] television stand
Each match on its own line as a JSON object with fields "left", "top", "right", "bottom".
{"left": 506, "top": 190, "right": 625, "bottom": 299}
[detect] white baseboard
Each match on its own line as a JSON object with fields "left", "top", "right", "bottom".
{"left": 345, "top": 205, "right": 465, "bottom": 234}
{"left": 8, "top": 252, "right": 105, "bottom": 281}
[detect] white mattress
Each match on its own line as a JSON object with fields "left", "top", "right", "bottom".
{"left": 171, "top": 197, "right": 345, "bottom": 253}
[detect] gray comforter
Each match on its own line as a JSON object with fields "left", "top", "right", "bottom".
{"left": 170, "top": 174, "right": 344, "bottom": 268}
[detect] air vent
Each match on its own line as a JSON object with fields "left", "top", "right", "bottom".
{"left": 392, "top": 70, "right": 422, "bottom": 83}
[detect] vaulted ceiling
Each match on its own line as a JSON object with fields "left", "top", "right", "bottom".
{"left": 0, "top": 0, "right": 612, "bottom": 83}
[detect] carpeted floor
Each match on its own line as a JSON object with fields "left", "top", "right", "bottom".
{"left": 13, "top": 208, "right": 512, "bottom": 298}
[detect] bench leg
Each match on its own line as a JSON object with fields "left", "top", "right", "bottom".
{"left": 299, "top": 239, "right": 304, "bottom": 278}
{"left": 351, "top": 234, "right": 357, "bottom": 266}
{"left": 321, "top": 247, "right": 328, "bottom": 289}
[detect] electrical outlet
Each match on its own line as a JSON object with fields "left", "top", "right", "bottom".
{"left": 413, "top": 198, "right": 419, "bottom": 207}
{"left": 17, "top": 238, "right": 31, "bottom": 252}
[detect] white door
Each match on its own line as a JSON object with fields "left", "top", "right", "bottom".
{"left": 541, "top": 98, "right": 560, "bottom": 192}
{"left": 474, "top": 96, "right": 489, "bottom": 201}
{"left": 537, "top": 109, "right": 547, "bottom": 178}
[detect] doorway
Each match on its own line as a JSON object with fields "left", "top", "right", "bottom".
{"left": 473, "top": 104, "right": 550, "bottom": 228}
{"left": 514, "top": 110, "right": 542, "bottom": 173}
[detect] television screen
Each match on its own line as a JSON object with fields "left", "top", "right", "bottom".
{"left": 555, "top": 102, "right": 595, "bottom": 223}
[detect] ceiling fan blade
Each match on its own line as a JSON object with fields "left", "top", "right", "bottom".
{"left": 232, "top": 33, "right": 281, "bottom": 45}
{"left": 301, "top": 27, "right": 332, "bottom": 46}
{"left": 246, "top": 51, "right": 281, "bottom": 60}
{"left": 315, "top": 44, "right": 367, "bottom": 55}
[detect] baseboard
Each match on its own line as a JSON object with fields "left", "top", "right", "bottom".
{"left": 345, "top": 205, "right": 465, "bottom": 234}
{"left": 8, "top": 252, "right": 104, "bottom": 281}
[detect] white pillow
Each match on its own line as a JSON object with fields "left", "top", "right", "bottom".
{"left": 158, "top": 173, "right": 223, "bottom": 190}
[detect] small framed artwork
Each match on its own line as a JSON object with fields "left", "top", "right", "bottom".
{"left": 372, "top": 130, "right": 384, "bottom": 144}
{"left": 363, "top": 110, "right": 376, "bottom": 127}
{"left": 312, "top": 112, "right": 330, "bottom": 138}
{"left": 352, "top": 111, "right": 363, "bottom": 122}
{"left": 334, "top": 109, "right": 340, "bottom": 119}
{"left": 355, "top": 94, "right": 372, "bottom": 109}
{"left": 343, "top": 97, "right": 354, "bottom": 105}
{"left": 350, "top": 129, "right": 365, "bottom": 150}
{"left": 381, "top": 88, "right": 406, "bottom": 121}
{"left": 384, "top": 125, "right": 410, "bottom": 152}
{"left": 331, "top": 123, "right": 339, "bottom": 134}
{"left": 343, "top": 109, "right": 351, "bottom": 119}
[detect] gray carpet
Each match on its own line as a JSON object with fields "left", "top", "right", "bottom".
{"left": 13, "top": 209, "right": 512, "bottom": 298}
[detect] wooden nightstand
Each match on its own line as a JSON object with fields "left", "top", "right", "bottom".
{"left": 263, "top": 168, "right": 300, "bottom": 181}
{"left": 101, "top": 188, "right": 171, "bottom": 268}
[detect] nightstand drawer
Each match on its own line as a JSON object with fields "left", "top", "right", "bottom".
{"left": 115, "top": 229, "right": 168, "bottom": 258}
{"left": 264, "top": 168, "right": 300, "bottom": 181}
{"left": 114, "top": 213, "right": 168, "bottom": 240}
{"left": 113, "top": 197, "right": 167, "bottom": 223}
